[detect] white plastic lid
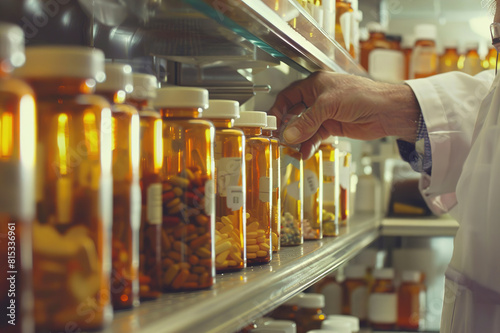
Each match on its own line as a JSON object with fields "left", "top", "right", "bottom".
{"left": 204, "top": 99, "right": 240, "bottom": 119}
{"left": 322, "top": 136, "right": 338, "bottom": 146}
{"left": 154, "top": 87, "right": 209, "bottom": 110}
{"left": 297, "top": 293, "right": 325, "bottom": 309}
{"left": 443, "top": 39, "right": 459, "bottom": 49}
{"left": 264, "top": 115, "right": 277, "bottom": 130}
{"left": 0, "top": 23, "right": 25, "bottom": 68}
{"left": 344, "top": 265, "right": 366, "bottom": 279}
{"left": 233, "top": 111, "right": 267, "bottom": 128}
{"left": 261, "top": 320, "right": 297, "bottom": 333}
{"left": 327, "top": 315, "right": 359, "bottom": 331}
{"left": 283, "top": 293, "right": 304, "bottom": 306}
{"left": 373, "top": 268, "right": 395, "bottom": 280}
{"left": 306, "top": 330, "right": 340, "bottom": 333}
{"left": 465, "top": 41, "right": 479, "bottom": 51}
{"left": 414, "top": 24, "right": 437, "bottom": 41}
{"left": 16, "top": 46, "right": 105, "bottom": 81}
{"left": 96, "top": 63, "right": 133, "bottom": 93}
{"left": 365, "top": 22, "right": 386, "bottom": 34}
{"left": 402, "top": 270, "right": 421, "bottom": 283}
{"left": 401, "top": 35, "right": 416, "bottom": 49}
{"left": 337, "top": 140, "right": 351, "bottom": 153}
{"left": 130, "top": 73, "right": 157, "bottom": 100}
{"left": 321, "top": 319, "right": 352, "bottom": 333}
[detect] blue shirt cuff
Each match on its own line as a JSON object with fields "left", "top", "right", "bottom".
{"left": 397, "top": 114, "right": 432, "bottom": 175}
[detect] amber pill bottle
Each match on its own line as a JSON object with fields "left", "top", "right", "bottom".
{"left": 319, "top": 136, "right": 339, "bottom": 237}
{"left": 368, "top": 268, "right": 397, "bottom": 330}
{"left": 17, "top": 46, "right": 113, "bottom": 331}
{"left": 295, "top": 293, "right": 326, "bottom": 333}
{"left": 203, "top": 100, "right": 246, "bottom": 272}
{"left": 397, "top": 270, "right": 424, "bottom": 331}
{"left": 303, "top": 150, "right": 323, "bottom": 240}
{"left": 154, "top": 87, "right": 216, "bottom": 291}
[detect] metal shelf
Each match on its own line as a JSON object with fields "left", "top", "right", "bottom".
{"left": 183, "top": 0, "right": 367, "bottom": 75}
{"left": 381, "top": 215, "right": 459, "bottom": 237}
{"left": 101, "top": 214, "right": 379, "bottom": 333}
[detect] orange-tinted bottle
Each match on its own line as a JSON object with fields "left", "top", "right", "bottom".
{"left": 398, "top": 270, "right": 424, "bottom": 331}
{"left": 338, "top": 141, "right": 351, "bottom": 226}
{"left": 269, "top": 293, "right": 304, "bottom": 321}
{"left": 462, "top": 41, "right": 483, "bottom": 76}
{"left": 97, "top": 63, "right": 141, "bottom": 310}
{"left": 319, "top": 137, "right": 339, "bottom": 237}
{"left": 295, "top": 294, "right": 326, "bottom": 333}
{"left": 335, "top": 0, "right": 353, "bottom": 54}
{"left": 155, "top": 87, "right": 216, "bottom": 291}
{"left": 410, "top": 24, "right": 438, "bottom": 79}
{"left": 341, "top": 265, "right": 368, "bottom": 324}
{"left": 486, "top": 47, "right": 497, "bottom": 70}
{"left": 127, "top": 73, "right": 163, "bottom": 301}
{"left": 0, "top": 23, "right": 35, "bottom": 333}
{"left": 359, "top": 22, "right": 391, "bottom": 72}
{"left": 303, "top": 151, "right": 323, "bottom": 240}
{"left": 401, "top": 35, "right": 415, "bottom": 80}
{"left": 17, "top": 46, "right": 113, "bottom": 330}
{"left": 439, "top": 42, "right": 460, "bottom": 73}
{"left": 203, "top": 100, "right": 246, "bottom": 272}
{"left": 368, "top": 268, "right": 397, "bottom": 330}
{"left": 262, "top": 116, "right": 281, "bottom": 252}
{"left": 234, "top": 111, "right": 272, "bottom": 265}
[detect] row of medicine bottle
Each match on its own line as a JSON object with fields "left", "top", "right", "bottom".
{"left": 0, "top": 23, "right": 352, "bottom": 333}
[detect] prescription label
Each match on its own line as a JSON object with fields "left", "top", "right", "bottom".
{"left": 368, "top": 293, "right": 397, "bottom": 323}
{"left": 216, "top": 157, "right": 242, "bottom": 197}
{"left": 411, "top": 45, "right": 438, "bottom": 77}
{"left": 227, "top": 185, "right": 243, "bottom": 211}
{"left": 131, "top": 183, "right": 142, "bottom": 230}
{"left": 147, "top": 183, "right": 162, "bottom": 225}
{"left": 323, "top": 160, "right": 335, "bottom": 177}
{"left": 303, "top": 169, "right": 319, "bottom": 198}
{"left": 204, "top": 179, "right": 215, "bottom": 215}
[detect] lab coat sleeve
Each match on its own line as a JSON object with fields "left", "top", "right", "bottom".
{"left": 405, "top": 70, "right": 495, "bottom": 214}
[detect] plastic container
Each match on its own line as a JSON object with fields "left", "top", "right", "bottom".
{"left": 462, "top": 41, "right": 483, "bottom": 76}
{"left": 303, "top": 151, "right": 323, "bottom": 240}
{"left": 295, "top": 294, "right": 326, "bottom": 333}
{"left": 128, "top": 73, "right": 162, "bottom": 300}
{"left": 397, "top": 270, "right": 424, "bottom": 330}
{"left": 155, "top": 87, "right": 216, "bottom": 290}
{"left": 262, "top": 115, "right": 281, "bottom": 252}
{"left": 234, "top": 111, "right": 272, "bottom": 265}
{"left": 16, "top": 46, "right": 112, "bottom": 330}
{"left": 368, "top": 268, "right": 397, "bottom": 330}
{"left": 96, "top": 63, "right": 141, "bottom": 310}
{"left": 319, "top": 137, "right": 339, "bottom": 237}
{"left": 410, "top": 24, "right": 438, "bottom": 79}
{"left": 337, "top": 141, "right": 351, "bottom": 226}
{"left": 341, "top": 265, "right": 367, "bottom": 324}
{"left": 270, "top": 293, "right": 304, "bottom": 321}
{"left": 327, "top": 315, "right": 359, "bottom": 332}
{"left": 203, "top": 100, "right": 246, "bottom": 272}
{"left": 0, "top": 23, "right": 35, "bottom": 333}
{"left": 321, "top": 319, "right": 351, "bottom": 333}
{"left": 438, "top": 40, "right": 459, "bottom": 73}
{"left": 280, "top": 146, "right": 304, "bottom": 246}
{"left": 314, "top": 272, "right": 342, "bottom": 315}
{"left": 359, "top": 22, "right": 392, "bottom": 71}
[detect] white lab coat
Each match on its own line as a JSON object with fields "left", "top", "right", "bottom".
{"left": 406, "top": 69, "right": 500, "bottom": 332}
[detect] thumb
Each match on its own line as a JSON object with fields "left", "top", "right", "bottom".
{"left": 283, "top": 102, "right": 329, "bottom": 145}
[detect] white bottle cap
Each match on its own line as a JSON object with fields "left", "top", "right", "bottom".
{"left": 373, "top": 268, "right": 395, "bottom": 280}
{"left": 15, "top": 46, "right": 105, "bottom": 81}
{"left": 283, "top": 293, "right": 304, "bottom": 306}
{"left": 322, "top": 136, "right": 338, "bottom": 146}
{"left": 401, "top": 270, "right": 421, "bottom": 283}
{"left": 401, "top": 34, "right": 415, "bottom": 49}
{"left": 264, "top": 115, "right": 277, "bottom": 130}
{"left": 96, "top": 63, "right": 133, "bottom": 93}
{"left": 365, "top": 22, "right": 386, "bottom": 34}
{"left": 0, "top": 23, "right": 25, "bottom": 68}
{"left": 337, "top": 140, "right": 351, "bottom": 153}
{"left": 306, "top": 330, "right": 340, "bottom": 333}
{"left": 321, "top": 319, "right": 352, "bottom": 333}
{"left": 261, "top": 320, "right": 297, "bottom": 333}
{"left": 233, "top": 111, "right": 267, "bottom": 128}
{"left": 443, "top": 39, "right": 458, "bottom": 49}
{"left": 344, "top": 265, "right": 366, "bottom": 279}
{"left": 414, "top": 24, "right": 437, "bottom": 41}
{"left": 154, "top": 87, "right": 209, "bottom": 110}
{"left": 465, "top": 41, "right": 479, "bottom": 51}
{"left": 297, "top": 293, "right": 325, "bottom": 309}
{"left": 327, "top": 315, "right": 359, "bottom": 331}
{"left": 204, "top": 99, "right": 240, "bottom": 119}
{"left": 130, "top": 73, "right": 157, "bottom": 100}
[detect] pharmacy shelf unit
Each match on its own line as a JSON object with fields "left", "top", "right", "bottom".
{"left": 102, "top": 214, "right": 379, "bottom": 333}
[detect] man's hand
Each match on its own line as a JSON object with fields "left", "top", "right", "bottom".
{"left": 269, "top": 71, "right": 421, "bottom": 158}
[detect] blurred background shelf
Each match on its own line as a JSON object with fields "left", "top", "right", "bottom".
{"left": 102, "top": 214, "right": 379, "bottom": 333}
{"left": 381, "top": 215, "right": 459, "bottom": 237}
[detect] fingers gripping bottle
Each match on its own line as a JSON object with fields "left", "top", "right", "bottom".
{"left": 262, "top": 115, "right": 281, "bottom": 252}
{"left": 234, "top": 111, "right": 272, "bottom": 265}
{"left": 154, "top": 87, "right": 216, "bottom": 290}
{"left": 0, "top": 23, "right": 36, "bottom": 333}
{"left": 96, "top": 63, "right": 141, "bottom": 310}
{"left": 127, "top": 73, "right": 162, "bottom": 300}
{"left": 16, "top": 46, "right": 113, "bottom": 330}
{"left": 203, "top": 100, "right": 246, "bottom": 272}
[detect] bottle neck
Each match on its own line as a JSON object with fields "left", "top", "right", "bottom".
{"left": 262, "top": 129, "right": 273, "bottom": 137}
{"left": 98, "top": 90, "right": 127, "bottom": 104}
{"left": 209, "top": 118, "right": 233, "bottom": 128}
{"left": 127, "top": 97, "right": 150, "bottom": 110}
{"left": 27, "top": 78, "right": 96, "bottom": 97}
{"left": 370, "top": 32, "right": 385, "bottom": 40}
{"left": 159, "top": 107, "right": 202, "bottom": 119}
{"left": 240, "top": 127, "right": 262, "bottom": 136}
